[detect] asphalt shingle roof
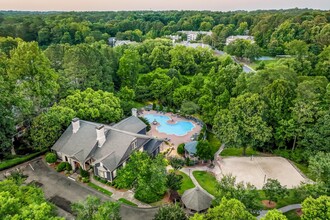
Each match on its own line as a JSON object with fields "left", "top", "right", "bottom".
{"left": 182, "top": 187, "right": 213, "bottom": 212}
{"left": 184, "top": 141, "right": 198, "bottom": 155}
{"left": 52, "top": 116, "right": 162, "bottom": 171}
{"left": 112, "top": 116, "right": 147, "bottom": 133}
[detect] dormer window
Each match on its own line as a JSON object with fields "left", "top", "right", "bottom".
{"left": 132, "top": 139, "right": 137, "bottom": 149}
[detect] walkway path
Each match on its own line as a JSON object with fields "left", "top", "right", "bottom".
{"left": 257, "top": 204, "right": 301, "bottom": 219}
{"left": 214, "top": 49, "right": 256, "bottom": 73}
{"left": 90, "top": 177, "right": 151, "bottom": 208}
{"left": 180, "top": 166, "right": 216, "bottom": 199}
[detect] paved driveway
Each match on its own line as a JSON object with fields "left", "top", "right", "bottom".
{"left": 0, "top": 158, "right": 158, "bottom": 220}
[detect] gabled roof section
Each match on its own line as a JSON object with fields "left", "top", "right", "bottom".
{"left": 184, "top": 141, "right": 198, "bottom": 155}
{"left": 112, "top": 116, "right": 146, "bottom": 133}
{"left": 53, "top": 117, "right": 163, "bottom": 171}
{"left": 92, "top": 129, "right": 136, "bottom": 171}
{"left": 52, "top": 121, "right": 99, "bottom": 162}
{"left": 144, "top": 139, "right": 163, "bottom": 154}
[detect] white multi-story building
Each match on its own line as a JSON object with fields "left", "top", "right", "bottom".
{"left": 226, "top": 35, "right": 255, "bottom": 45}
{"left": 178, "top": 31, "right": 212, "bottom": 42}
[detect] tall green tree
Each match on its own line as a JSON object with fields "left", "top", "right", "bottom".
{"left": 72, "top": 196, "right": 120, "bottom": 220}
{"left": 196, "top": 140, "right": 214, "bottom": 162}
{"left": 0, "top": 179, "right": 63, "bottom": 220}
{"left": 62, "top": 44, "right": 114, "bottom": 95}
{"left": 58, "top": 88, "right": 123, "bottom": 124}
{"left": 213, "top": 93, "right": 272, "bottom": 155}
{"left": 0, "top": 64, "right": 15, "bottom": 155}
{"left": 8, "top": 41, "right": 59, "bottom": 117}
{"left": 315, "top": 45, "right": 330, "bottom": 80}
{"left": 301, "top": 196, "right": 330, "bottom": 220}
{"left": 169, "top": 46, "right": 197, "bottom": 75}
{"left": 308, "top": 152, "right": 330, "bottom": 188}
{"left": 166, "top": 172, "right": 183, "bottom": 191}
{"left": 117, "top": 48, "right": 141, "bottom": 88}
{"left": 30, "top": 105, "right": 75, "bottom": 150}
{"left": 154, "top": 204, "right": 187, "bottom": 220}
{"left": 213, "top": 174, "right": 262, "bottom": 215}
{"left": 261, "top": 209, "right": 287, "bottom": 220}
{"left": 114, "top": 152, "right": 167, "bottom": 203}
{"left": 191, "top": 198, "right": 255, "bottom": 220}
{"left": 262, "top": 179, "right": 287, "bottom": 204}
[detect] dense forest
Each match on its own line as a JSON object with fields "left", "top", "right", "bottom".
{"left": 0, "top": 8, "right": 329, "bottom": 219}
{"left": 0, "top": 9, "right": 329, "bottom": 163}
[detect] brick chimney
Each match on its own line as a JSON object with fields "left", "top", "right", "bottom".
{"left": 131, "top": 108, "right": 137, "bottom": 117}
{"left": 72, "top": 118, "right": 80, "bottom": 133}
{"left": 96, "top": 125, "right": 106, "bottom": 147}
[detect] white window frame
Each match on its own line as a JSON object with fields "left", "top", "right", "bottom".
{"left": 98, "top": 168, "right": 106, "bottom": 179}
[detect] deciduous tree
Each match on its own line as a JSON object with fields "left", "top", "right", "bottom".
{"left": 58, "top": 88, "right": 123, "bottom": 124}
{"left": 263, "top": 179, "right": 287, "bottom": 204}
{"left": 154, "top": 204, "right": 187, "bottom": 220}
{"left": 72, "top": 196, "right": 120, "bottom": 220}
{"left": 213, "top": 93, "right": 272, "bottom": 155}
{"left": 301, "top": 196, "right": 330, "bottom": 220}
{"left": 261, "top": 209, "right": 287, "bottom": 220}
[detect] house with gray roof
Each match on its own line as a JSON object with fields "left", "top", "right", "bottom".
{"left": 184, "top": 141, "right": 198, "bottom": 159}
{"left": 52, "top": 109, "right": 163, "bottom": 182}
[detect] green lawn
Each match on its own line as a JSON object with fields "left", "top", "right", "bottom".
{"left": 118, "top": 198, "right": 138, "bottom": 207}
{"left": 293, "top": 162, "right": 315, "bottom": 181}
{"left": 220, "top": 147, "right": 258, "bottom": 157}
{"left": 249, "top": 59, "right": 278, "bottom": 69}
{"left": 192, "top": 171, "right": 218, "bottom": 196}
{"left": 0, "top": 150, "right": 46, "bottom": 171}
{"left": 176, "top": 171, "right": 195, "bottom": 195}
{"left": 206, "top": 131, "right": 221, "bottom": 154}
{"left": 88, "top": 182, "right": 113, "bottom": 197}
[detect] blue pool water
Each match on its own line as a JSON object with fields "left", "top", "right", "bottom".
{"left": 144, "top": 114, "right": 194, "bottom": 136}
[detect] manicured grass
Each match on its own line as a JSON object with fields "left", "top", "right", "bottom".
{"left": 88, "top": 182, "right": 113, "bottom": 197}
{"left": 176, "top": 171, "right": 195, "bottom": 195}
{"left": 119, "top": 198, "right": 138, "bottom": 207}
{"left": 192, "top": 171, "right": 218, "bottom": 196}
{"left": 284, "top": 210, "right": 301, "bottom": 220}
{"left": 249, "top": 59, "right": 278, "bottom": 69}
{"left": 206, "top": 131, "right": 221, "bottom": 154}
{"left": 0, "top": 150, "right": 47, "bottom": 171}
{"left": 293, "top": 162, "right": 314, "bottom": 181}
{"left": 220, "top": 147, "right": 258, "bottom": 157}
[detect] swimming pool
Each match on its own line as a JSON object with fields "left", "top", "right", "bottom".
{"left": 144, "top": 114, "right": 194, "bottom": 136}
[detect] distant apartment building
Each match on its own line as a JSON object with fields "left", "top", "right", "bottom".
{"left": 165, "top": 35, "right": 181, "bottom": 42}
{"left": 178, "top": 31, "right": 212, "bottom": 42}
{"left": 225, "top": 35, "right": 255, "bottom": 45}
{"left": 175, "top": 42, "right": 212, "bottom": 49}
{"left": 108, "top": 37, "right": 136, "bottom": 47}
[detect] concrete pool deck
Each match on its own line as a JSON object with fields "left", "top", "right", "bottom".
{"left": 140, "top": 110, "right": 202, "bottom": 150}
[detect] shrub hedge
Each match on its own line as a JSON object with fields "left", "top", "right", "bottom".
{"left": 45, "top": 152, "right": 57, "bottom": 163}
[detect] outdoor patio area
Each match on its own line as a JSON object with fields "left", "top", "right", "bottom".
{"left": 140, "top": 110, "right": 202, "bottom": 153}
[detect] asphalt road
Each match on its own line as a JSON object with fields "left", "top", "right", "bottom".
{"left": 0, "top": 158, "right": 158, "bottom": 220}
